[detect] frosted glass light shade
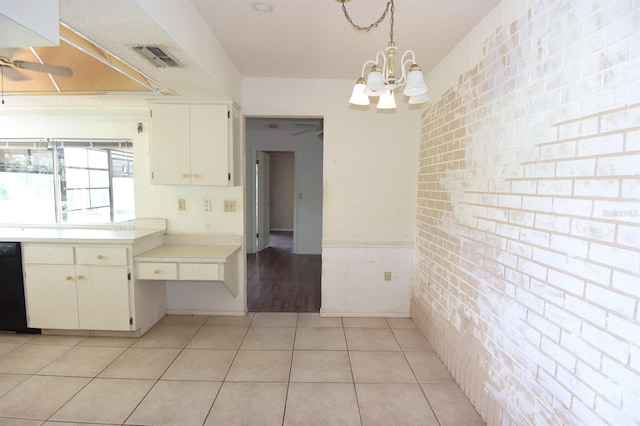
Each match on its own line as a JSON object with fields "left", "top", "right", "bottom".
{"left": 365, "top": 65, "right": 385, "bottom": 96}
{"left": 408, "top": 92, "right": 430, "bottom": 104}
{"left": 377, "top": 89, "right": 397, "bottom": 109}
{"left": 349, "top": 78, "right": 370, "bottom": 105}
{"left": 403, "top": 66, "right": 427, "bottom": 96}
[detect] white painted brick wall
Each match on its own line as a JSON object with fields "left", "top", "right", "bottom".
{"left": 412, "top": 0, "right": 640, "bottom": 424}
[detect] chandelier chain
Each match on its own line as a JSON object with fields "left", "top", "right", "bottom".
{"left": 340, "top": 0, "right": 393, "bottom": 36}
{"left": 389, "top": 0, "right": 395, "bottom": 46}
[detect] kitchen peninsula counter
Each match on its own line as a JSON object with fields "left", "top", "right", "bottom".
{"left": 0, "top": 227, "right": 165, "bottom": 244}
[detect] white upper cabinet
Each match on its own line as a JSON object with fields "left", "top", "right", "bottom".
{"left": 149, "top": 103, "right": 233, "bottom": 186}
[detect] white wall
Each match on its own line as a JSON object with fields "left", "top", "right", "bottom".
{"left": 246, "top": 123, "right": 322, "bottom": 254}
{"left": 243, "top": 78, "right": 421, "bottom": 315}
{"left": 413, "top": 0, "right": 640, "bottom": 424}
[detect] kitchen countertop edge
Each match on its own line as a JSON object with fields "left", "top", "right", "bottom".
{"left": 0, "top": 227, "right": 166, "bottom": 244}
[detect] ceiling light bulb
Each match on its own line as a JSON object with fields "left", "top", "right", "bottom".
{"left": 377, "top": 89, "right": 397, "bottom": 109}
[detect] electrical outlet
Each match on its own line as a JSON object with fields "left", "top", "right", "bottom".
{"left": 203, "top": 199, "right": 212, "bottom": 212}
{"left": 224, "top": 200, "right": 236, "bottom": 212}
{"left": 384, "top": 272, "right": 392, "bottom": 281}
{"left": 177, "top": 198, "right": 186, "bottom": 211}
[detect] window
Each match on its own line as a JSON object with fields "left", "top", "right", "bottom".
{"left": 0, "top": 139, "right": 134, "bottom": 225}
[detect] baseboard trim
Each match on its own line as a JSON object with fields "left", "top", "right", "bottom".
{"left": 322, "top": 239, "right": 414, "bottom": 248}
{"left": 320, "top": 310, "right": 410, "bottom": 318}
{"left": 166, "top": 309, "right": 248, "bottom": 316}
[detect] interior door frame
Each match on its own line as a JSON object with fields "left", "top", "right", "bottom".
{"left": 248, "top": 147, "right": 297, "bottom": 254}
{"left": 256, "top": 150, "right": 271, "bottom": 252}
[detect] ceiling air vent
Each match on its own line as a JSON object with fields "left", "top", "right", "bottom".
{"left": 132, "top": 45, "right": 181, "bottom": 68}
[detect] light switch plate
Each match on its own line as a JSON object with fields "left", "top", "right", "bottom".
{"left": 224, "top": 200, "right": 236, "bottom": 212}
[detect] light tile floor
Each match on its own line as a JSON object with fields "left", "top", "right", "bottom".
{"left": 0, "top": 313, "right": 485, "bottom": 426}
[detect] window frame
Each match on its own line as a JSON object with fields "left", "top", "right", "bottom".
{"left": 0, "top": 138, "right": 134, "bottom": 226}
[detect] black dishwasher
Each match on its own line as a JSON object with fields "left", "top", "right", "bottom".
{"left": 0, "top": 242, "right": 39, "bottom": 333}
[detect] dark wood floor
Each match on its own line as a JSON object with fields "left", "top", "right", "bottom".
{"left": 247, "top": 231, "right": 321, "bottom": 312}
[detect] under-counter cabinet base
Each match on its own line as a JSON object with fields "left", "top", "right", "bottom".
{"left": 23, "top": 245, "right": 132, "bottom": 331}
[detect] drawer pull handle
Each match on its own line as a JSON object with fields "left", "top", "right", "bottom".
{"left": 65, "top": 275, "right": 73, "bottom": 281}
{"left": 153, "top": 269, "right": 160, "bottom": 274}
{"left": 96, "top": 254, "right": 103, "bottom": 260}
{"left": 77, "top": 274, "right": 84, "bottom": 280}
{"left": 182, "top": 173, "right": 189, "bottom": 178}
{"left": 193, "top": 173, "right": 200, "bottom": 178}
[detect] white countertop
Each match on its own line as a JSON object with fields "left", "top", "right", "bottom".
{"left": 0, "top": 227, "right": 165, "bottom": 244}
{"left": 134, "top": 244, "right": 241, "bottom": 263}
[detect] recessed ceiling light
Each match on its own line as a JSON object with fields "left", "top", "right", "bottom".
{"left": 253, "top": 2, "right": 273, "bottom": 13}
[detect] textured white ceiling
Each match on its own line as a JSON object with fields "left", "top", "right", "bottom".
{"left": 47, "top": 0, "right": 500, "bottom": 101}
{"left": 192, "top": 0, "right": 501, "bottom": 79}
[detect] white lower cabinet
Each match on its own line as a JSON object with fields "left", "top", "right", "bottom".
{"left": 23, "top": 244, "right": 133, "bottom": 331}
{"left": 23, "top": 265, "right": 79, "bottom": 330}
{"left": 76, "top": 265, "right": 131, "bottom": 331}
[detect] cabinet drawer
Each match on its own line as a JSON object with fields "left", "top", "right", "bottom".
{"left": 23, "top": 245, "right": 74, "bottom": 264}
{"left": 137, "top": 262, "right": 177, "bottom": 280}
{"left": 76, "top": 247, "right": 128, "bottom": 266}
{"left": 179, "top": 263, "right": 221, "bottom": 281}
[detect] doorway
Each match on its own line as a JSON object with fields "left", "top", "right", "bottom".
{"left": 245, "top": 117, "right": 323, "bottom": 312}
{"left": 255, "top": 150, "right": 294, "bottom": 252}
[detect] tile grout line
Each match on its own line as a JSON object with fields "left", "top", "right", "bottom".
{"left": 120, "top": 316, "right": 207, "bottom": 426}
{"left": 343, "top": 318, "right": 365, "bottom": 426}
{"left": 390, "top": 317, "right": 444, "bottom": 426}
{"left": 22, "top": 336, "right": 89, "bottom": 423}
{"left": 28, "top": 337, "right": 95, "bottom": 424}
{"left": 200, "top": 314, "right": 253, "bottom": 426}
{"left": 279, "top": 312, "right": 299, "bottom": 426}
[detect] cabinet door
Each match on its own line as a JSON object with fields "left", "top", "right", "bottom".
{"left": 24, "top": 265, "right": 79, "bottom": 329}
{"left": 190, "top": 104, "right": 230, "bottom": 186}
{"left": 76, "top": 266, "right": 132, "bottom": 331}
{"left": 150, "top": 104, "right": 191, "bottom": 185}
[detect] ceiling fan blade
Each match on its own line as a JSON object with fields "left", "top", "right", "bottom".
{"left": 13, "top": 60, "right": 73, "bottom": 77}
{"left": 292, "top": 128, "right": 317, "bottom": 136}
{"left": 0, "top": 65, "right": 27, "bottom": 81}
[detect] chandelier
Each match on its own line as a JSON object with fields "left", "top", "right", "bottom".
{"left": 340, "top": 0, "right": 430, "bottom": 109}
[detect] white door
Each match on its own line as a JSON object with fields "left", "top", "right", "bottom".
{"left": 190, "top": 104, "right": 229, "bottom": 186}
{"left": 24, "top": 265, "right": 79, "bottom": 329}
{"left": 149, "top": 104, "right": 190, "bottom": 185}
{"left": 76, "top": 266, "right": 131, "bottom": 331}
{"left": 256, "top": 151, "right": 271, "bottom": 251}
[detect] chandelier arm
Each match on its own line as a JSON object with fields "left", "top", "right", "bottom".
{"left": 396, "top": 50, "right": 418, "bottom": 86}
{"left": 400, "top": 50, "right": 417, "bottom": 64}
{"left": 341, "top": 0, "right": 392, "bottom": 32}
{"left": 360, "top": 60, "right": 378, "bottom": 77}
{"left": 376, "top": 51, "right": 387, "bottom": 80}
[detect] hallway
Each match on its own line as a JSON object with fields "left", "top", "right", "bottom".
{"left": 247, "top": 231, "right": 321, "bottom": 312}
